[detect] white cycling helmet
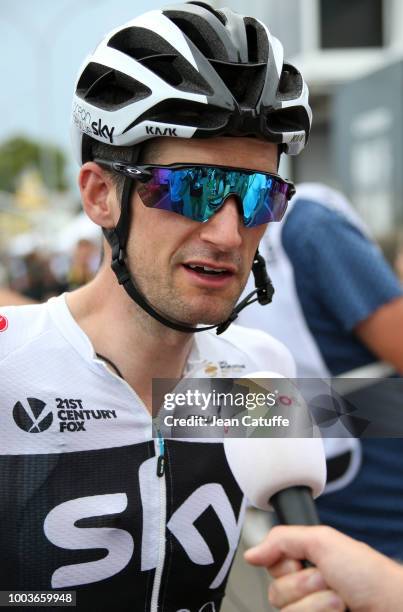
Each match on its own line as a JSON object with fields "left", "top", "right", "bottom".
{"left": 71, "top": 1, "right": 312, "bottom": 164}
{"left": 70, "top": 2, "right": 312, "bottom": 335}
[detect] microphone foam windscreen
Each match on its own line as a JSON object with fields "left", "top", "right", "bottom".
{"left": 223, "top": 372, "right": 327, "bottom": 510}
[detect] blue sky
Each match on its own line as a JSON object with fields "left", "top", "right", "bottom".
{"left": 1, "top": 0, "right": 177, "bottom": 182}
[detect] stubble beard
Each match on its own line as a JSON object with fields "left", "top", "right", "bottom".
{"left": 127, "top": 252, "right": 241, "bottom": 326}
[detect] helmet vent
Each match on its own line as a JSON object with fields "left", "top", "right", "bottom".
{"left": 210, "top": 60, "right": 265, "bottom": 107}
{"left": 164, "top": 11, "right": 228, "bottom": 61}
{"left": 123, "top": 99, "right": 230, "bottom": 133}
{"left": 243, "top": 18, "right": 269, "bottom": 63}
{"left": 185, "top": 2, "right": 227, "bottom": 25}
{"left": 142, "top": 54, "right": 187, "bottom": 87}
{"left": 245, "top": 23, "right": 258, "bottom": 62}
{"left": 266, "top": 107, "right": 310, "bottom": 136}
{"left": 108, "top": 27, "right": 213, "bottom": 95}
{"left": 76, "top": 63, "right": 151, "bottom": 109}
{"left": 277, "top": 65, "right": 303, "bottom": 101}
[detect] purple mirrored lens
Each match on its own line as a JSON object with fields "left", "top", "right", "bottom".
{"left": 137, "top": 167, "right": 291, "bottom": 226}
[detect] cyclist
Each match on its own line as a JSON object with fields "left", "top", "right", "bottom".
{"left": 0, "top": 3, "right": 310, "bottom": 611}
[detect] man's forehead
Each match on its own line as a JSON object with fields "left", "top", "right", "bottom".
{"left": 142, "top": 136, "right": 278, "bottom": 171}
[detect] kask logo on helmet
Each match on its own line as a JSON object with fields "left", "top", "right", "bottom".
{"left": 145, "top": 125, "right": 178, "bottom": 137}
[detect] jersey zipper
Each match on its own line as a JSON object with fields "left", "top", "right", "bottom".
{"left": 156, "top": 431, "right": 165, "bottom": 477}
{"left": 150, "top": 431, "right": 167, "bottom": 612}
{"left": 94, "top": 357, "right": 170, "bottom": 610}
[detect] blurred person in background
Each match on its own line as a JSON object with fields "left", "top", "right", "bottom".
{"left": 22, "top": 250, "right": 66, "bottom": 301}
{"left": 67, "top": 238, "right": 100, "bottom": 290}
{"left": 0, "top": 256, "right": 34, "bottom": 305}
{"left": 1, "top": 250, "right": 66, "bottom": 303}
{"left": 0, "top": 227, "right": 100, "bottom": 306}
{"left": 0, "top": 242, "right": 99, "bottom": 306}
{"left": 239, "top": 182, "right": 403, "bottom": 558}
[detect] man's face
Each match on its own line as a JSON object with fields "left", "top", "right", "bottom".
{"left": 126, "top": 136, "right": 278, "bottom": 325}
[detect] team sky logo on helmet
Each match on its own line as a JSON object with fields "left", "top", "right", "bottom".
{"left": 91, "top": 118, "right": 115, "bottom": 143}
{"left": 73, "top": 102, "right": 92, "bottom": 136}
{"left": 13, "top": 398, "right": 53, "bottom": 433}
{"left": 72, "top": 102, "right": 114, "bottom": 143}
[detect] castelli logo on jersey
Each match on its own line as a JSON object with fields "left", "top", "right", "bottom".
{"left": 0, "top": 315, "right": 8, "bottom": 332}
{"left": 13, "top": 398, "right": 53, "bottom": 433}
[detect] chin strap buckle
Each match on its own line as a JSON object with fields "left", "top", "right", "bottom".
{"left": 111, "top": 242, "right": 131, "bottom": 285}
{"left": 252, "top": 251, "right": 274, "bottom": 305}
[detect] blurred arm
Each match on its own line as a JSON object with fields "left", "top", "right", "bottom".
{"left": 355, "top": 296, "right": 403, "bottom": 374}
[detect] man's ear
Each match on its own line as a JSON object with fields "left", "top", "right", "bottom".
{"left": 79, "top": 162, "right": 119, "bottom": 229}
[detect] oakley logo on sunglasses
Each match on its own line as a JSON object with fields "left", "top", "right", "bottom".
{"left": 145, "top": 126, "right": 178, "bottom": 137}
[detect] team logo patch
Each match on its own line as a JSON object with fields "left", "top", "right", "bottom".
{"left": 12, "top": 397, "right": 118, "bottom": 433}
{"left": 204, "top": 363, "right": 218, "bottom": 376}
{"left": 203, "top": 361, "right": 246, "bottom": 377}
{"left": 13, "top": 398, "right": 53, "bottom": 433}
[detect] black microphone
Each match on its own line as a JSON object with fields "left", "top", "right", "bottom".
{"left": 270, "top": 485, "right": 320, "bottom": 526}
{"left": 224, "top": 373, "right": 350, "bottom": 610}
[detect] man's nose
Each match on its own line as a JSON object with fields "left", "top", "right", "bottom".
{"left": 198, "top": 197, "right": 243, "bottom": 250}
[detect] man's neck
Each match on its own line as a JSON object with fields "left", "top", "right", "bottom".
{"left": 66, "top": 269, "right": 195, "bottom": 412}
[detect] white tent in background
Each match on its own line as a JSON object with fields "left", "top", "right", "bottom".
{"left": 8, "top": 233, "right": 43, "bottom": 257}
{"left": 56, "top": 212, "right": 101, "bottom": 253}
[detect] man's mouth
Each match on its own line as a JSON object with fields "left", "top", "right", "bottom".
{"left": 184, "top": 263, "right": 231, "bottom": 276}
{"left": 181, "top": 261, "right": 237, "bottom": 286}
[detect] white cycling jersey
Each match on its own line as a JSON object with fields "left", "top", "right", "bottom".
{"left": 0, "top": 295, "right": 294, "bottom": 612}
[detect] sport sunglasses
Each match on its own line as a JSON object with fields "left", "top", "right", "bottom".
{"left": 95, "top": 160, "right": 296, "bottom": 227}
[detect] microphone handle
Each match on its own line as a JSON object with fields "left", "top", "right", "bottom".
{"left": 270, "top": 486, "right": 350, "bottom": 611}
{"left": 270, "top": 486, "right": 320, "bottom": 526}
